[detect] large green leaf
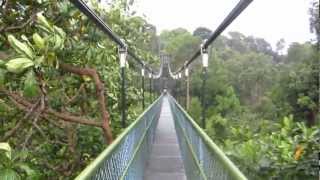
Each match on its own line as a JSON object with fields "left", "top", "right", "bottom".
{"left": 36, "top": 12, "right": 53, "bottom": 32}
{"left": 5, "top": 58, "right": 34, "bottom": 74}
{"left": 0, "top": 143, "right": 11, "bottom": 159}
{"left": 32, "top": 33, "right": 45, "bottom": 50}
{"left": 7, "top": 35, "right": 34, "bottom": 59}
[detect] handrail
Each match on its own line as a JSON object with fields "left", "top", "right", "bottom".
{"left": 75, "top": 94, "right": 163, "bottom": 179}
{"left": 167, "top": 94, "right": 247, "bottom": 180}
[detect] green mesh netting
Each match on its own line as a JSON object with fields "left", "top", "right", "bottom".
{"left": 75, "top": 95, "right": 163, "bottom": 180}
{"left": 168, "top": 95, "right": 247, "bottom": 180}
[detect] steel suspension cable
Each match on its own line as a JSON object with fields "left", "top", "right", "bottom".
{"left": 69, "top": 0, "right": 157, "bottom": 74}
{"left": 172, "top": 0, "right": 253, "bottom": 74}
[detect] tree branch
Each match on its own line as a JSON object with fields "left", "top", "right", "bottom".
{"left": 0, "top": 62, "right": 114, "bottom": 144}
{"left": 0, "top": 12, "right": 37, "bottom": 33}
{"left": 1, "top": 97, "right": 41, "bottom": 141}
{"left": 60, "top": 63, "right": 113, "bottom": 143}
{"left": 0, "top": 88, "right": 102, "bottom": 128}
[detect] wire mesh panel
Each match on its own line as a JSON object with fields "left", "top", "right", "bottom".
{"left": 167, "top": 95, "right": 247, "bottom": 180}
{"left": 76, "top": 95, "right": 163, "bottom": 180}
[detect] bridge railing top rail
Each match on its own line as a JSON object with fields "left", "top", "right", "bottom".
{"left": 75, "top": 94, "right": 164, "bottom": 179}
{"left": 168, "top": 94, "right": 247, "bottom": 180}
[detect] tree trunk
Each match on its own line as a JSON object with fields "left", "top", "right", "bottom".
{"left": 306, "top": 109, "right": 317, "bottom": 127}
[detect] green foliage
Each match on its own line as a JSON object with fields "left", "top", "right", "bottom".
{"left": 0, "top": 0, "right": 158, "bottom": 178}
{"left": 189, "top": 97, "right": 201, "bottom": 123}
{"left": 7, "top": 35, "right": 34, "bottom": 59}
{"left": 23, "top": 71, "right": 39, "bottom": 98}
{"left": 215, "top": 86, "right": 241, "bottom": 116}
{"left": 193, "top": 27, "right": 213, "bottom": 40}
{"left": 1, "top": 0, "right": 318, "bottom": 179}
{"left": 0, "top": 143, "right": 40, "bottom": 180}
{"left": 184, "top": 18, "right": 319, "bottom": 179}
{"left": 223, "top": 116, "right": 320, "bottom": 179}
{"left": 206, "top": 114, "right": 228, "bottom": 143}
{"left": 5, "top": 58, "right": 34, "bottom": 74}
{"left": 309, "top": 0, "right": 319, "bottom": 42}
{"left": 272, "top": 44, "right": 319, "bottom": 126}
{"left": 159, "top": 28, "right": 201, "bottom": 68}
{"left": 286, "top": 43, "right": 313, "bottom": 64}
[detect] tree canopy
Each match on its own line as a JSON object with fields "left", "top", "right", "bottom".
{"left": 0, "top": 0, "right": 319, "bottom": 179}
{"left": 158, "top": 3, "right": 319, "bottom": 177}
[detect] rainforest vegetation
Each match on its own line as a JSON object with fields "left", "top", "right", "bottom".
{"left": 0, "top": 0, "right": 319, "bottom": 179}
{"left": 0, "top": 0, "right": 158, "bottom": 179}
{"left": 162, "top": 1, "right": 319, "bottom": 179}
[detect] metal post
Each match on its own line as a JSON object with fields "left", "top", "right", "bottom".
{"left": 186, "top": 67, "right": 190, "bottom": 110}
{"left": 176, "top": 80, "right": 179, "bottom": 104}
{"left": 182, "top": 77, "right": 185, "bottom": 107}
{"left": 141, "top": 69, "right": 145, "bottom": 110}
{"left": 200, "top": 40, "right": 208, "bottom": 129}
{"left": 179, "top": 73, "right": 182, "bottom": 104}
{"left": 152, "top": 78, "right": 154, "bottom": 101}
{"left": 121, "top": 67, "right": 126, "bottom": 127}
{"left": 184, "top": 67, "right": 189, "bottom": 109}
{"left": 177, "top": 79, "right": 180, "bottom": 104}
{"left": 149, "top": 73, "right": 152, "bottom": 104}
{"left": 186, "top": 75, "right": 189, "bottom": 109}
{"left": 119, "top": 43, "right": 127, "bottom": 128}
{"left": 201, "top": 68, "right": 207, "bottom": 129}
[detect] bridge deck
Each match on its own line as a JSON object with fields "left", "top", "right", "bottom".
{"left": 144, "top": 97, "right": 186, "bottom": 180}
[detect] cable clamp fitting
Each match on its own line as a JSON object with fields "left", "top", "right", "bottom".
{"left": 200, "top": 40, "right": 208, "bottom": 68}
{"left": 118, "top": 40, "right": 127, "bottom": 68}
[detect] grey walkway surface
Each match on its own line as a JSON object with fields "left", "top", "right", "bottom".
{"left": 144, "top": 97, "right": 186, "bottom": 180}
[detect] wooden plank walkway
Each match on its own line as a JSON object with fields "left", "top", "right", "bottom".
{"left": 144, "top": 97, "right": 186, "bottom": 180}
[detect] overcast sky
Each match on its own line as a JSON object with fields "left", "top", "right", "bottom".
{"left": 133, "top": 0, "right": 315, "bottom": 50}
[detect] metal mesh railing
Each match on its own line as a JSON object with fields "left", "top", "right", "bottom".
{"left": 167, "top": 95, "right": 247, "bottom": 180}
{"left": 75, "top": 95, "right": 163, "bottom": 180}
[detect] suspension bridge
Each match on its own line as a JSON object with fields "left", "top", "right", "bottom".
{"left": 69, "top": 0, "right": 254, "bottom": 179}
